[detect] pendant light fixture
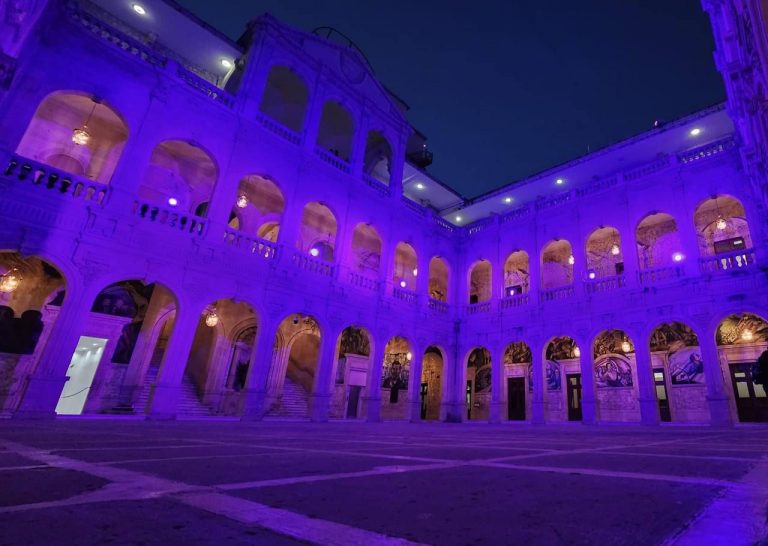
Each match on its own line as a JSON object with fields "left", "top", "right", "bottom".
{"left": 72, "top": 98, "right": 99, "bottom": 146}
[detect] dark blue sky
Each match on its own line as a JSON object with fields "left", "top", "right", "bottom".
{"left": 177, "top": 0, "right": 725, "bottom": 198}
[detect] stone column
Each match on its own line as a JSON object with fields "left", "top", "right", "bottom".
{"left": 309, "top": 332, "right": 339, "bottom": 422}
{"left": 388, "top": 136, "right": 406, "bottom": 199}
{"left": 276, "top": 201, "right": 304, "bottom": 266}
{"left": 489, "top": 344, "right": 504, "bottom": 423}
{"left": 14, "top": 289, "right": 92, "bottom": 419}
{"left": 351, "top": 114, "right": 369, "bottom": 179}
{"left": 365, "top": 337, "right": 386, "bottom": 422}
{"left": 147, "top": 304, "right": 202, "bottom": 419}
{"left": 241, "top": 318, "right": 277, "bottom": 420}
{"left": 699, "top": 335, "right": 734, "bottom": 427}
{"left": 531, "top": 343, "right": 546, "bottom": 424}
{"left": 580, "top": 345, "right": 598, "bottom": 425}
{"left": 633, "top": 336, "right": 660, "bottom": 425}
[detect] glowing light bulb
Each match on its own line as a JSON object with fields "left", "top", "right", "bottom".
{"left": 412, "top": 268, "right": 418, "bottom": 277}
{"left": 610, "top": 244, "right": 620, "bottom": 256}
{"left": 672, "top": 252, "right": 684, "bottom": 263}
{"left": 556, "top": 178, "right": 564, "bottom": 185}
{"left": 236, "top": 194, "right": 248, "bottom": 208}
{"left": 504, "top": 197, "right": 512, "bottom": 204}
{"left": 399, "top": 280, "right": 407, "bottom": 288}
{"left": 567, "top": 255, "right": 575, "bottom": 265}
{"left": 742, "top": 330, "right": 754, "bottom": 341}
{"left": 588, "top": 271, "right": 596, "bottom": 280}
{"left": 309, "top": 248, "right": 319, "bottom": 257}
{"left": 508, "top": 287, "right": 515, "bottom": 296}
{"left": 167, "top": 197, "right": 178, "bottom": 207}
{"left": 455, "top": 216, "right": 462, "bottom": 223}
{"left": 415, "top": 183, "right": 424, "bottom": 190}
{"left": 716, "top": 216, "right": 727, "bottom": 231}
{"left": 0, "top": 272, "right": 20, "bottom": 293}
{"left": 621, "top": 341, "right": 631, "bottom": 353}
{"left": 689, "top": 127, "right": 701, "bottom": 136}
{"left": 71, "top": 127, "right": 90, "bottom": 145}
{"left": 205, "top": 311, "right": 219, "bottom": 327}
{"left": 573, "top": 347, "right": 581, "bottom": 358}
{"left": 406, "top": 352, "right": 413, "bottom": 361}
{"left": 132, "top": 3, "right": 146, "bottom": 16}
{"left": 220, "top": 59, "right": 234, "bottom": 69}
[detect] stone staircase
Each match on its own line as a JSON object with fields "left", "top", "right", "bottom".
{"left": 133, "top": 367, "right": 212, "bottom": 417}
{"left": 266, "top": 376, "right": 309, "bottom": 418}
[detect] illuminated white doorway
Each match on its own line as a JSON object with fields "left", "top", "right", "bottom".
{"left": 55, "top": 336, "right": 108, "bottom": 415}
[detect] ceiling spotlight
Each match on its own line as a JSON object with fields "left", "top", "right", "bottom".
{"left": 556, "top": 178, "right": 564, "bottom": 185}
{"left": 689, "top": 127, "right": 701, "bottom": 136}
{"left": 415, "top": 183, "right": 424, "bottom": 190}
{"left": 220, "top": 58, "right": 234, "bottom": 69}
{"left": 455, "top": 216, "right": 462, "bottom": 222}
{"left": 504, "top": 197, "right": 513, "bottom": 204}
{"left": 132, "top": 3, "right": 147, "bottom": 15}
{"left": 167, "top": 197, "right": 178, "bottom": 207}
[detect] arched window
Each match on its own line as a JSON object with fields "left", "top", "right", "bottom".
{"left": 503, "top": 250, "right": 529, "bottom": 296}
{"left": 468, "top": 260, "right": 492, "bottom": 303}
{"left": 16, "top": 92, "right": 128, "bottom": 184}
{"left": 350, "top": 224, "right": 382, "bottom": 275}
{"left": 429, "top": 257, "right": 449, "bottom": 302}
{"left": 364, "top": 130, "right": 392, "bottom": 184}
{"left": 541, "top": 240, "right": 573, "bottom": 289}
{"left": 316, "top": 101, "right": 354, "bottom": 161}
{"left": 393, "top": 242, "right": 418, "bottom": 290}
{"left": 231, "top": 175, "right": 285, "bottom": 241}
{"left": 137, "top": 140, "right": 217, "bottom": 215}
{"left": 259, "top": 66, "right": 309, "bottom": 133}
{"left": 636, "top": 212, "right": 683, "bottom": 269}
{"left": 298, "top": 202, "right": 338, "bottom": 262}
{"left": 586, "top": 227, "right": 622, "bottom": 279}
{"left": 694, "top": 196, "right": 753, "bottom": 267}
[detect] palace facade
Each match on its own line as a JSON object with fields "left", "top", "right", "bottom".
{"left": 0, "top": 0, "right": 767, "bottom": 426}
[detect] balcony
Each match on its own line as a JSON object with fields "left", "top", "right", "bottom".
{"left": 699, "top": 248, "right": 756, "bottom": 273}
{"left": 133, "top": 201, "right": 206, "bottom": 237}
{"left": 540, "top": 285, "right": 575, "bottom": 302}
{"left": 393, "top": 286, "right": 419, "bottom": 305}
{"left": 585, "top": 274, "right": 625, "bottom": 295}
{"left": 222, "top": 229, "right": 277, "bottom": 259}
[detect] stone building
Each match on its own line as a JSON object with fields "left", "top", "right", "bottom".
{"left": 0, "top": 0, "right": 766, "bottom": 426}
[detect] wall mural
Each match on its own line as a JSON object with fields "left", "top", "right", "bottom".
{"left": 649, "top": 322, "right": 698, "bottom": 352}
{"left": 594, "top": 354, "right": 633, "bottom": 388}
{"left": 339, "top": 326, "right": 370, "bottom": 357}
{"left": 91, "top": 281, "right": 154, "bottom": 364}
{"left": 669, "top": 347, "right": 705, "bottom": 385}
{"left": 593, "top": 330, "right": 634, "bottom": 358}
{"left": 504, "top": 342, "right": 531, "bottom": 365}
{"left": 527, "top": 360, "right": 561, "bottom": 392}
{"left": 468, "top": 348, "right": 491, "bottom": 393}
{"left": 716, "top": 314, "right": 768, "bottom": 345}
{"left": 382, "top": 352, "right": 409, "bottom": 390}
{"left": 546, "top": 337, "right": 579, "bottom": 361}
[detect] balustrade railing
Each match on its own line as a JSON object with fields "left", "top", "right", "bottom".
{"left": 176, "top": 66, "right": 235, "bottom": 108}
{"left": 540, "top": 284, "right": 575, "bottom": 302}
{"left": 638, "top": 265, "right": 683, "bottom": 285}
{"left": 699, "top": 248, "right": 756, "bottom": 273}
{"left": 466, "top": 301, "right": 492, "bottom": 315}
{"left": 255, "top": 112, "right": 303, "bottom": 145}
{"left": 292, "top": 252, "right": 335, "bottom": 277}
{"left": 222, "top": 229, "right": 277, "bottom": 259}
{"left": 363, "top": 173, "right": 391, "bottom": 197}
{"left": 4, "top": 154, "right": 109, "bottom": 205}
{"left": 348, "top": 271, "right": 380, "bottom": 292}
{"left": 678, "top": 137, "right": 736, "bottom": 164}
{"left": 585, "top": 274, "right": 625, "bottom": 294}
{"left": 500, "top": 293, "right": 529, "bottom": 309}
{"left": 428, "top": 298, "right": 450, "bottom": 313}
{"left": 393, "top": 286, "right": 418, "bottom": 304}
{"left": 133, "top": 201, "right": 205, "bottom": 236}
{"left": 314, "top": 146, "right": 351, "bottom": 173}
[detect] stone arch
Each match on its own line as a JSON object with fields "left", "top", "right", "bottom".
{"left": 258, "top": 65, "right": 310, "bottom": 133}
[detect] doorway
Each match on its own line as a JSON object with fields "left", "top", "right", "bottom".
{"left": 730, "top": 363, "right": 768, "bottom": 422}
{"left": 653, "top": 368, "right": 672, "bottom": 422}
{"left": 466, "top": 380, "right": 472, "bottom": 420}
{"left": 566, "top": 373, "right": 582, "bottom": 421}
{"left": 56, "top": 336, "right": 108, "bottom": 415}
{"left": 507, "top": 377, "right": 525, "bottom": 420}
{"left": 420, "top": 382, "right": 428, "bottom": 419}
{"left": 346, "top": 386, "right": 362, "bottom": 418}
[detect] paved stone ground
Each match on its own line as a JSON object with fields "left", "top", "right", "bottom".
{"left": 0, "top": 420, "right": 766, "bottom": 545}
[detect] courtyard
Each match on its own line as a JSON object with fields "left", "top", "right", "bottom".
{"left": 0, "top": 420, "right": 766, "bottom": 545}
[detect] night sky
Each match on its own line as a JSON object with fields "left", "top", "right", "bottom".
{"left": 176, "top": 0, "right": 725, "bottom": 198}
